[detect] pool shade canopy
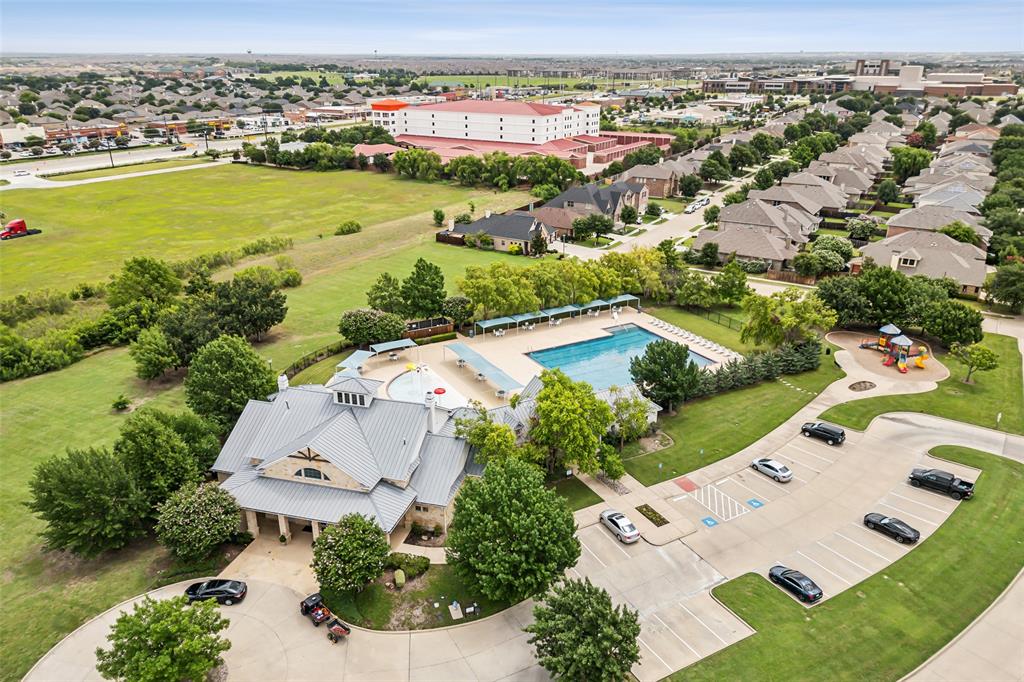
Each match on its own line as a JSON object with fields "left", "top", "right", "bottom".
{"left": 510, "top": 311, "right": 549, "bottom": 324}
{"left": 542, "top": 304, "right": 583, "bottom": 317}
{"left": 475, "top": 316, "right": 516, "bottom": 331}
{"left": 337, "top": 349, "right": 374, "bottom": 369}
{"left": 370, "top": 338, "right": 418, "bottom": 354}
{"left": 578, "top": 299, "right": 610, "bottom": 311}
{"left": 446, "top": 342, "right": 523, "bottom": 392}
{"left": 607, "top": 294, "right": 640, "bottom": 308}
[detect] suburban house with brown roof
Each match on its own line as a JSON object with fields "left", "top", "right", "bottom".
{"left": 859, "top": 231, "right": 987, "bottom": 295}
{"left": 620, "top": 163, "right": 677, "bottom": 198}
{"left": 691, "top": 227, "right": 797, "bottom": 272}
{"left": 885, "top": 205, "right": 991, "bottom": 247}
{"left": 719, "top": 198, "right": 819, "bottom": 244}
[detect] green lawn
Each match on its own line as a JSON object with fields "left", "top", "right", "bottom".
{"left": 813, "top": 227, "right": 850, "bottom": 238}
{"left": 0, "top": 164, "right": 525, "bottom": 294}
{"left": 324, "top": 564, "right": 510, "bottom": 630}
{"left": 550, "top": 477, "right": 603, "bottom": 511}
{"left": 646, "top": 305, "right": 755, "bottom": 352}
{"left": 675, "top": 445, "right": 1024, "bottom": 681}
{"left": 624, "top": 307, "right": 845, "bottom": 486}
{"left": 289, "top": 351, "right": 352, "bottom": 385}
{"left": 44, "top": 157, "right": 213, "bottom": 181}
{"left": 821, "top": 333, "right": 1023, "bottom": 435}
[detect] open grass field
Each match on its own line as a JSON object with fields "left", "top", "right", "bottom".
{"left": 0, "top": 164, "right": 526, "bottom": 295}
{"left": 821, "top": 333, "right": 1023, "bottom": 436}
{"left": 43, "top": 157, "right": 213, "bottom": 181}
{"left": 623, "top": 307, "right": 846, "bottom": 486}
{"left": 550, "top": 477, "right": 602, "bottom": 511}
{"left": 675, "top": 445, "right": 1024, "bottom": 681}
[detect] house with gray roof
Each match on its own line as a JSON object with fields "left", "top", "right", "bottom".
{"left": 719, "top": 198, "right": 818, "bottom": 244}
{"left": 446, "top": 212, "right": 553, "bottom": 254}
{"left": 212, "top": 373, "right": 479, "bottom": 543}
{"left": 913, "top": 182, "right": 986, "bottom": 214}
{"left": 885, "top": 205, "right": 990, "bottom": 246}
{"left": 859, "top": 231, "right": 987, "bottom": 295}
{"left": 544, "top": 181, "right": 648, "bottom": 223}
{"left": 691, "top": 226, "right": 797, "bottom": 271}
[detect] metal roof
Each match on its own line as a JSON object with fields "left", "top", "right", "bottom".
{"left": 542, "top": 304, "right": 582, "bottom": 317}
{"left": 324, "top": 374, "right": 384, "bottom": 394}
{"left": 578, "top": 298, "right": 610, "bottom": 310}
{"left": 607, "top": 294, "right": 640, "bottom": 306}
{"left": 338, "top": 350, "right": 374, "bottom": 369}
{"left": 409, "top": 434, "right": 470, "bottom": 506}
{"left": 212, "top": 400, "right": 275, "bottom": 473}
{"left": 476, "top": 316, "right": 516, "bottom": 330}
{"left": 353, "top": 399, "right": 429, "bottom": 482}
{"left": 510, "top": 311, "right": 548, "bottom": 324}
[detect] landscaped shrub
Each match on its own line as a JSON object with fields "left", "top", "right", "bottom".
{"left": 0, "top": 325, "right": 85, "bottom": 381}
{"left": 508, "top": 244, "right": 523, "bottom": 255}
{"left": 414, "top": 331, "right": 457, "bottom": 346}
{"left": 394, "top": 569, "right": 406, "bottom": 588}
{"left": 737, "top": 259, "right": 769, "bottom": 274}
{"left": 335, "top": 220, "right": 362, "bottom": 236}
{"left": 385, "top": 552, "right": 430, "bottom": 579}
{"left": 156, "top": 482, "right": 241, "bottom": 561}
{"left": 689, "top": 341, "right": 820, "bottom": 400}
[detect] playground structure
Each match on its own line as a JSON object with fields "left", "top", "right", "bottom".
{"left": 859, "top": 324, "right": 929, "bottom": 374}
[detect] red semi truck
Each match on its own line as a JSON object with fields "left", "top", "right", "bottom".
{"left": 0, "top": 219, "right": 41, "bottom": 240}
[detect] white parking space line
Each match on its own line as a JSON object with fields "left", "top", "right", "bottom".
{"left": 878, "top": 502, "right": 939, "bottom": 526}
{"left": 678, "top": 603, "right": 728, "bottom": 645}
{"left": 787, "top": 443, "right": 836, "bottom": 464}
{"left": 638, "top": 636, "right": 673, "bottom": 672}
{"left": 816, "top": 540, "right": 871, "bottom": 574}
{"left": 580, "top": 540, "right": 607, "bottom": 568}
{"left": 724, "top": 476, "right": 764, "bottom": 498}
{"left": 651, "top": 613, "right": 700, "bottom": 656}
{"left": 889, "top": 491, "right": 952, "bottom": 514}
{"left": 742, "top": 472, "right": 790, "bottom": 493}
{"left": 796, "top": 550, "right": 852, "bottom": 585}
{"left": 692, "top": 484, "right": 750, "bottom": 521}
{"left": 776, "top": 453, "right": 822, "bottom": 474}
{"left": 835, "top": 529, "right": 899, "bottom": 562}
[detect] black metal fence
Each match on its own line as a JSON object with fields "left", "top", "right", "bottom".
{"left": 686, "top": 306, "right": 745, "bottom": 331}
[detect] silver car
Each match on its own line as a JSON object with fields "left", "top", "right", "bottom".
{"left": 750, "top": 457, "right": 793, "bottom": 482}
{"left": 600, "top": 510, "right": 640, "bottom": 543}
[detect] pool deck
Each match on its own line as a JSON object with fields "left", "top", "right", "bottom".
{"left": 357, "top": 308, "right": 737, "bottom": 408}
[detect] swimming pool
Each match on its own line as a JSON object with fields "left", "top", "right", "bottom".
{"left": 527, "top": 324, "right": 713, "bottom": 390}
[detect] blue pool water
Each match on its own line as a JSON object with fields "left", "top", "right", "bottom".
{"left": 528, "top": 324, "right": 713, "bottom": 390}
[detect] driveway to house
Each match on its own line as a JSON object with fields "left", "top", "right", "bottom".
{"left": 28, "top": 337, "right": 1024, "bottom": 681}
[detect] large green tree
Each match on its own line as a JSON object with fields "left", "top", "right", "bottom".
{"left": 675, "top": 269, "right": 718, "bottom": 309}
{"left": 156, "top": 482, "right": 240, "bottom": 561}
{"left": 208, "top": 276, "right": 288, "bottom": 342}
{"left": 985, "top": 262, "right": 1024, "bottom": 313}
{"left": 530, "top": 369, "right": 614, "bottom": 475}
{"left": 446, "top": 458, "right": 580, "bottom": 603}
{"left": 338, "top": 308, "right": 407, "bottom": 346}
{"left": 713, "top": 261, "right": 752, "bottom": 306}
{"left": 312, "top": 513, "right": 390, "bottom": 593}
{"left": 607, "top": 386, "right": 650, "bottom": 451}
{"left": 401, "top": 258, "right": 446, "bottom": 319}
{"left": 526, "top": 578, "right": 641, "bottom": 682}
{"left": 95, "top": 596, "right": 230, "bottom": 682}
{"left": 891, "top": 146, "right": 933, "bottom": 182}
{"left": 27, "top": 447, "right": 148, "bottom": 557}
{"left": 740, "top": 289, "right": 838, "bottom": 347}
{"left": 629, "top": 339, "right": 704, "bottom": 413}
{"left": 107, "top": 257, "right": 181, "bottom": 310}
{"left": 921, "top": 299, "right": 984, "bottom": 347}
{"left": 114, "top": 411, "right": 202, "bottom": 511}
{"left": 184, "top": 335, "right": 277, "bottom": 429}
{"left": 876, "top": 178, "right": 900, "bottom": 204}
{"left": 366, "top": 272, "right": 406, "bottom": 315}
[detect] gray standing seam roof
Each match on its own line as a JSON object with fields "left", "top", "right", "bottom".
{"left": 409, "top": 434, "right": 470, "bottom": 506}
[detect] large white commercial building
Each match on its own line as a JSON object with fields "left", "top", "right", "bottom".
{"left": 370, "top": 99, "right": 600, "bottom": 145}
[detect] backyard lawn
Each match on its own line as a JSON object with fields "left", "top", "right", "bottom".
{"left": 821, "top": 333, "right": 1023, "bottom": 436}
{"left": 675, "top": 445, "right": 1024, "bottom": 681}
{"left": 0, "top": 164, "right": 528, "bottom": 294}
{"left": 43, "top": 157, "right": 213, "bottom": 181}
{"left": 624, "top": 306, "right": 845, "bottom": 486}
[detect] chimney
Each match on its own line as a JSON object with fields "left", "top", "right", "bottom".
{"left": 485, "top": 209, "right": 492, "bottom": 218}
{"left": 425, "top": 391, "right": 438, "bottom": 434}
{"left": 448, "top": 218, "right": 455, "bottom": 230}
{"left": 277, "top": 374, "right": 289, "bottom": 391}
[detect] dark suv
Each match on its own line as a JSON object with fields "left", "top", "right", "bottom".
{"left": 801, "top": 422, "right": 846, "bottom": 446}
{"left": 769, "top": 565, "right": 823, "bottom": 603}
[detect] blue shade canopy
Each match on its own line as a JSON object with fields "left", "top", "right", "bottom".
{"left": 446, "top": 343, "right": 523, "bottom": 392}
{"left": 370, "top": 338, "right": 418, "bottom": 354}
{"left": 879, "top": 324, "right": 902, "bottom": 335}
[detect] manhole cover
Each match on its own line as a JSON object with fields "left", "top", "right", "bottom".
{"left": 849, "top": 381, "right": 876, "bottom": 392}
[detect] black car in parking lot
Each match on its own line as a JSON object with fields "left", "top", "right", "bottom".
{"left": 863, "top": 513, "right": 920, "bottom": 543}
{"left": 769, "top": 565, "right": 823, "bottom": 603}
{"left": 185, "top": 579, "right": 247, "bottom": 605}
{"left": 800, "top": 422, "right": 846, "bottom": 445}
{"left": 908, "top": 468, "right": 974, "bottom": 500}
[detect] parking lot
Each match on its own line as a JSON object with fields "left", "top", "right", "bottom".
{"left": 666, "top": 427, "right": 979, "bottom": 605}
{"left": 572, "top": 521, "right": 753, "bottom": 681}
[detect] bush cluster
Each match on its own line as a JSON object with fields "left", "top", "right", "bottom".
{"left": 385, "top": 552, "right": 430, "bottom": 580}
{"left": 335, "top": 220, "right": 362, "bottom": 236}
{"left": 171, "top": 236, "right": 293, "bottom": 278}
{"left": 0, "top": 325, "right": 84, "bottom": 381}
{"left": 689, "top": 341, "right": 821, "bottom": 400}
{"left": 414, "top": 331, "right": 457, "bottom": 346}
{"left": 0, "top": 289, "right": 74, "bottom": 326}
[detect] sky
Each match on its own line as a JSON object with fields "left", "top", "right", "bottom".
{"left": 3, "top": 0, "right": 1023, "bottom": 55}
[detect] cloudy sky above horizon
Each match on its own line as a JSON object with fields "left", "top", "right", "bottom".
{"left": 4, "top": 0, "right": 1023, "bottom": 55}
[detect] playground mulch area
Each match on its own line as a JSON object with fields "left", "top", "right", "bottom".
{"left": 827, "top": 331, "right": 949, "bottom": 383}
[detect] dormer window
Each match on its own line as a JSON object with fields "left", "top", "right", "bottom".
{"left": 336, "top": 391, "right": 368, "bottom": 406}
{"left": 899, "top": 257, "right": 918, "bottom": 267}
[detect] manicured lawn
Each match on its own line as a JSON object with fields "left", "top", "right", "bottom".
{"left": 821, "top": 333, "right": 1023, "bottom": 436}
{"left": 647, "top": 305, "right": 755, "bottom": 353}
{"left": 324, "top": 564, "right": 510, "bottom": 630}
{"left": 44, "top": 157, "right": 213, "bottom": 181}
{"left": 812, "top": 227, "right": 850, "bottom": 238}
{"left": 0, "top": 164, "right": 527, "bottom": 294}
{"left": 550, "top": 476, "right": 603, "bottom": 511}
{"left": 289, "top": 351, "right": 352, "bottom": 385}
{"left": 625, "top": 307, "right": 845, "bottom": 486}
{"left": 675, "top": 445, "right": 1024, "bottom": 681}
{"left": 654, "top": 198, "right": 691, "bottom": 214}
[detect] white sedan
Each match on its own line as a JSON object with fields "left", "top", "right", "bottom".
{"left": 750, "top": 457, "right": 793, "bottom": 482}
{"left": 599, "top": 510, "right": 641, "bottom": 543}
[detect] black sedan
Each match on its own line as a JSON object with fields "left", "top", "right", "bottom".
{"left": 769, "top": 565, "right": 823, "bottom": 603}
{"left": 863, "top": 513, "right": 920, "bottom": 544}
{"left": 185, "top": 579, "right": 247, "bottom": 605}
